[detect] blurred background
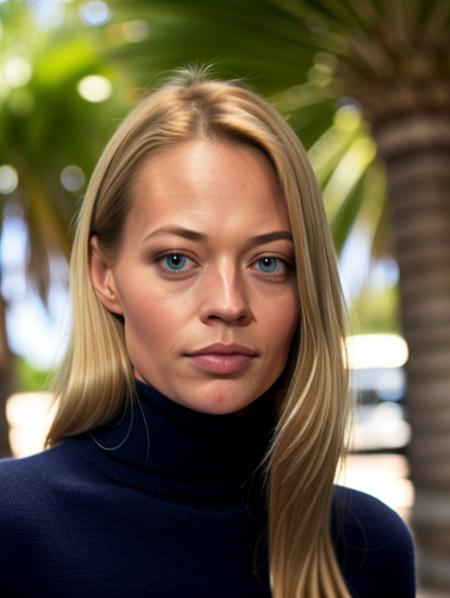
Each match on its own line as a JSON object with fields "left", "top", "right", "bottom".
{"left": 1, "top": 0, "right": 449, "bottom": 594}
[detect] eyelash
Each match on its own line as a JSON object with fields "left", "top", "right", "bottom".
{"left": 156, "top": 252, "right": 292, "bottom": 277}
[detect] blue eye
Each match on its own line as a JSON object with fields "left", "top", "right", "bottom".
{"left": 160, "top": 254, "right": 190, "bottom": 272}
{"left": 255, "top": 256, "right": 286, "bottom": 274}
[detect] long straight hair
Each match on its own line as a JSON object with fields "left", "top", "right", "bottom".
{"left": 46, "top": 67, "right": 351, "bottom": 597}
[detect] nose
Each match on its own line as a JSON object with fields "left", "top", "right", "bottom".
{"left": 200, "top": 260, "right": 253, "bottom": 326}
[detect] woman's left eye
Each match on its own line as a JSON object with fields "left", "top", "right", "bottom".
{"left": 254, "top": 256, "right": 289, "bottom": 275}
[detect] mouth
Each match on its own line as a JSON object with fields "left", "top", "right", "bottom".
{"left": 185, "top": 343, "right": 258, "bottom": 375}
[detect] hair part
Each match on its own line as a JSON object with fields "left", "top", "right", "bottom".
{"left": 46, "top": 65, "right": 351, "bottom": 598}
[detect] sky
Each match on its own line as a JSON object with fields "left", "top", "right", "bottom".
{"left": 1, "top": 210, "right": 70, "bottom": 369}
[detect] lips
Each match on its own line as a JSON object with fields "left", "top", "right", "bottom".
{"left": 185, "top": 343, "right": 258, "bottom": 375}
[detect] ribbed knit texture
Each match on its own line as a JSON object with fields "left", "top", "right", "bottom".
{"left": 0, "top": 381, "right": 415, "bottom": 597}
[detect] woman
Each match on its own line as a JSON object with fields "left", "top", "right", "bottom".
{"left": 0, "top": 67, "right": 414, "bottom": 597}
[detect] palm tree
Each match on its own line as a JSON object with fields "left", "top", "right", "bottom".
{"left": 0, "top": 0, "right": 129, "bottom": 456}
{"left": 106, "top": 0, "right": 450, "bottom": 588}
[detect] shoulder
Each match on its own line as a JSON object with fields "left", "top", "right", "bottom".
{"left": 0, "top": 446, "right": 82, "bottom": 594}
{"left": 0, "top": 448, "right": 61, "bottom": 511}
{"left": 0, "top": 441, "right": 94, "bottom": 567}
{"left": 332, "top": 485, "right": 416, "bottom": 598}
{"left": 332, "top": 484, "right": 414, "bottom": 546}
{"left": 0, "top": 451, "right": 59, "bottom": 575}
{"left": 0, "top": 443, "right": 68, "bottom": 481}
{"left": 0, "top": 441, "right": 88, "bottom": 513}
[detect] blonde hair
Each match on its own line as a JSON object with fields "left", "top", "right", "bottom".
{"left": 46, "top": 66, "right": 350, "bottom": 597}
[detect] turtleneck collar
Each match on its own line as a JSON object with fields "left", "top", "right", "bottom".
{"left": 69, "top": 380, "right": 277, "bottom": 504}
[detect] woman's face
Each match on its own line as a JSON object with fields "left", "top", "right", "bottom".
{"left": 91, "top": 139, "right": 299, "bottom": 414}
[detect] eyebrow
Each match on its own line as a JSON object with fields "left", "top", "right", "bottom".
{"left": 143, "top": 226, "right": 293, "bottom": 245}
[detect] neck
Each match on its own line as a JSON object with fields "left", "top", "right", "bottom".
{"left": 74, "top": 380, "right": 277, "bottom": 504}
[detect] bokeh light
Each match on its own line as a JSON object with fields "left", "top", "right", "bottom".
{"left": 6, "top": 393, "right": 55, "bottom": 457}
{"left": 60, "top": 165, "right": 85, "bottom": 191}
{"left": 121, "top": 20, "right": 150, "bottom": 43}
{"left": 347, "top": 333, "right": 409, "bottom": 369}
{"left": 0, "top": 165, "right": 19, "bottom": 195}
{"left": 3, "top": 56, "right": 33, "bottom": 88}
{"left": 77, "top": 74, "right": 112, "bottom": 102}
{"left": 80, "top": 0, "right": 111, "bottom": 27}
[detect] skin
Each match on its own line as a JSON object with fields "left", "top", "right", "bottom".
{"left": 90, "top": 139, "right": 299, "bottom": 415}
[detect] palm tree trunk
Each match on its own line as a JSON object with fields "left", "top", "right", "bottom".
{"left": 374, "top": 113, "right": 450, "bottom": 589}
{"left": 0, "top": 282, "right": 14, "bottom": 458}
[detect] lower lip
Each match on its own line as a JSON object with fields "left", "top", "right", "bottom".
{"left": 186, "top": 353, "right": 256, "bottom": 375}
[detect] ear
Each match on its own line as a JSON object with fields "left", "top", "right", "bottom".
{"left": 89, "top": 236, "right": 124, "bottom": 315}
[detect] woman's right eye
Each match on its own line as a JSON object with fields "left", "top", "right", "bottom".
{"left": 158, "top": 253, "right": 194, "bottom": 273}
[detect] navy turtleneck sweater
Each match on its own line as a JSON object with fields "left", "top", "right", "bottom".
{"left": 0, "top": 381, "right": 415, "bottom": 597}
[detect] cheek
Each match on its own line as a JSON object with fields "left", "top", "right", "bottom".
{"left": 273, "top": 290, "right": 300, "bottom": 345}
{"left": 260, "top": 291, "right": 299, "bottom": 368}
{"left": 122, "top": 289, "right": 190, "bottom": 346}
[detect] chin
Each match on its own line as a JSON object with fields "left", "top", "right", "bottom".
{"left": 182, "top": 382, "right": 262, "bottom": 416}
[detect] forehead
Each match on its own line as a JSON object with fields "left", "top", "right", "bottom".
{"left": 127, "top": 139, "right": 290, "bottom": 234}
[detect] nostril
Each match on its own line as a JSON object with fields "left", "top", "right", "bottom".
{"left": 204, "top": 307, "right": 253, "bottom": 326}
{"left": 206, "top": 312, "right": 252, "bottom": 326}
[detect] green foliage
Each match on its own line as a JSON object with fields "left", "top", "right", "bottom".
{"left": 16, "top": 357, "right": 52, "bottom": 393}
{"left": 349, "top": 283, "right": 400, "bottom": 335}
{"left": 0, "top": 0, "right": 131, "bottom": 304}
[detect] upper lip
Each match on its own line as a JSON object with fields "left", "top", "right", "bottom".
{"left": 187, "top": 343, "right": 258, "bottom": 356}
